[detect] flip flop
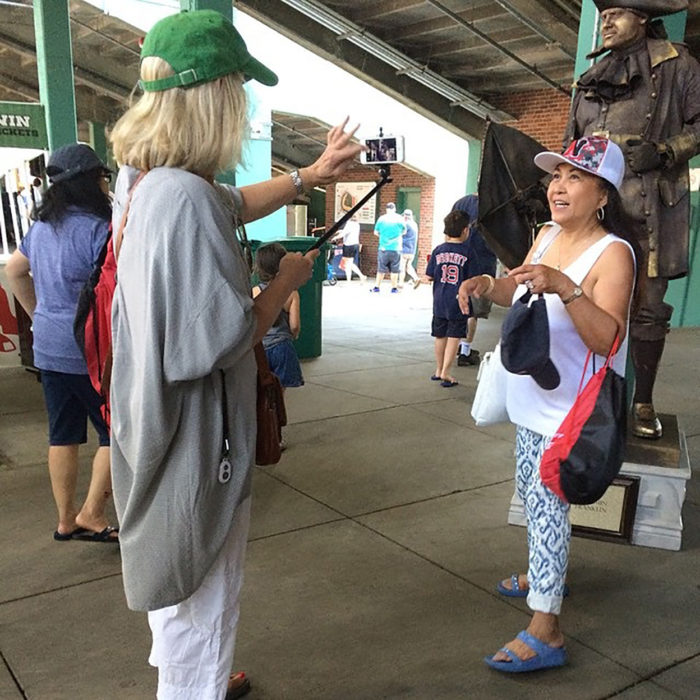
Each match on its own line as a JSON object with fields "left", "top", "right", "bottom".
{"left": 497, "top": 573, "right": 569, "bottom": 598}
{"left": 53, "top": 527, "right": 89, "bottom": 541}
{"left": 71, "top": 526, "right": 119, "bottom": 543}
{"left": 225, "top": 672, "right": 251, "bottom": 700}
{"left": 441, "top": 380, "right": 459, "bottom": 388}
{"left": 484, "top": 630, "right": 567, "bottom": 673}
{"left": 430, "top": 375, "right": 442, "bottom": 381}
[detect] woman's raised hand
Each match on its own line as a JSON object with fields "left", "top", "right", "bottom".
{"left": 304, "top": 118, "right": 366, "bottom": 187}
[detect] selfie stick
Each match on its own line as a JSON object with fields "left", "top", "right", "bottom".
{"left": 305, "top": 165, "right": 392, "bottom": 252}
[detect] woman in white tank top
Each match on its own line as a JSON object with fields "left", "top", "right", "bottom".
{"left": 459, "top": 137, "right": 636, "bottom": 673}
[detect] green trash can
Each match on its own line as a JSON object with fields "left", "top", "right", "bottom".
{"left": 250, "top": 237, "right": 327, "bottom": 359}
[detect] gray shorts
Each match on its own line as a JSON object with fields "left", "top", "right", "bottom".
{"left": 377, "top": 250, "right": 400, "bottom": 273}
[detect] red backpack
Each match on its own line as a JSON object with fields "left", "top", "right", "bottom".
{"left": 74, "top": 228, "right": 117, "bottom": 426}
{"left": 539, "top": 336, "right": 626, "bottom": 505}
{"left": 73, "top": 173, "right": 144, "bottom": 428}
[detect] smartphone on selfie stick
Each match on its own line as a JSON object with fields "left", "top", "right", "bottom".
{"left": 305, "top": 164, "right": 393, "bottom": 253}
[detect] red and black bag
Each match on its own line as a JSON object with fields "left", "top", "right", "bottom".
{"left": 540, "top": 336, "right": 627, "bottom": 505}
{"left": 73, "top": 172, "right": 145, "bottom": 428}
{"left": 73, "top": 229, "right": 116, "bottom": 426}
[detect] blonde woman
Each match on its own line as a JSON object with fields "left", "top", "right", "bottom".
{"left": 109, "top": 10, "right": 362, "bottom": 699}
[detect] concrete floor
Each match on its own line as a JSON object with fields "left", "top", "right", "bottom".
{"left": 0, "top": 281, "right": 698, "bottom": 699}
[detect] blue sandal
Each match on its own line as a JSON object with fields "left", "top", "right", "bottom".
{"left": 484, "top": 630, "right": 567, "bottom": 673}
{"left": 496, "top": 573, "right": 569, "bottom": 598}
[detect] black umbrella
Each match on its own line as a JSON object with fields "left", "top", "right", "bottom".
{"left": 477, "top": 122, "right": 550, "bottom": 270}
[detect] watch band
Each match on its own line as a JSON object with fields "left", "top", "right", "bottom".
{"left": 289, "top": 169, "right": 305, "bottom": 196}
{"left": 562, "top": 285, "right": 583, "bottom": 305}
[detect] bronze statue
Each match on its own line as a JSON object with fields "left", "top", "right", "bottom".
{"left": 565, "top": 0, "right": 700, "bottom": 438}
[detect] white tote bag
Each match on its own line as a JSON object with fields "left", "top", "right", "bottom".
{"left": 471, "top": 343, "right": 509, "bottom": 426}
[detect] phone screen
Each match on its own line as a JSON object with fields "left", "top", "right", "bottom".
{"left": 362, "top": 136, "right": 404, "bottom": 164}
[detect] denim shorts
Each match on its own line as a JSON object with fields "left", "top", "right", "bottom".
{"left": 40, "top": 370, "right": 110, "bottom": 446}
{"left": 377, "top": 250, "right": 400, "bottom": 273}
{"left": 265, "top": 340, "right": 304, "bottom": 388}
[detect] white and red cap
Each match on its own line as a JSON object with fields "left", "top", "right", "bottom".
{"left": 534, "top": 136, "right": 625, "bottom": 190}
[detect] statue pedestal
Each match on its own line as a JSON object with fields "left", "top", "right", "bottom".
{"left": 507, "top": 415, "right": 692, "bottom": 551}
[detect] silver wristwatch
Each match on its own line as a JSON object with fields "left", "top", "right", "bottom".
{"left": 562, "top": 285, "right": 583, "bottom": 305}
{"left": 289, "top": 169, "right": 305, "bottom": 196}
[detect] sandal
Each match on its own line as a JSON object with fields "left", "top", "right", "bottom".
{"left": 71, "top": 526, "right": 119, "bottom": 544}
{"left": 496, "top": 573, "right": 569, "bottom": 598}
{"left": 226, "top": 672, "right": 251, "bottom": 700}
{"left": 485, "top": 630, "right": 567, "bottom": 673}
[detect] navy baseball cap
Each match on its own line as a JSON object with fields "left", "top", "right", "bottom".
{"left": 46, "top": 143, "right": 108, "bottom": 183}
{"left": 501, "top": 291, "right": 560, "bottom": 390}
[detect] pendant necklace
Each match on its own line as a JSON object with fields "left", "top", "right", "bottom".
{"left": 557, "top": 224, "right": 600, "bottom": 272}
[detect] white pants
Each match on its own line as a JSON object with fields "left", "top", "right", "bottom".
{"left": 148, "top": 497, "right": 252, "bottom": 700}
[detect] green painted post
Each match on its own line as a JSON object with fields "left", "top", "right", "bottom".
{"left": 662, "top": 11, "right": 687, "bottom": 41}
{"left": 179, "top": 0, "right": 231, "bottom": 17}
{"left": 465, "top": 138, "right": 481, "bottom": 196}
{"left": 33, "top": 0, "right": 77, "bottom": 150}
{"left": 88, "top": 122, "right": 107, "bottom": 164}
{"left": 657, "top": 9, "right": 692, "bottom": 327}
{"left": 574, "top": 0, "right": 600, "bottom": 83}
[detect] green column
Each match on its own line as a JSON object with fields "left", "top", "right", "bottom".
{"left": 662, "top": 11, "right": 687, "bottom": 41}
{"left": 574, "top": 0, "right": 600, "bottom": 82}
{"left": 465, "top": 138, "right": 482, "bottom": 195}
{"left": 33, "top": 0, "right": 77, "bottom": 149}
{"left": 179, "top": 0, "right": 231, "bottom": 17}
{"left": 656, "top": 9, "right": 691, "bottom": 326}
{"left": 178, "top": 0, "right": 235, "bottom": 186}
{"left": 179, "top": 0, "right": 282, "bottom": 238}
{"left": 88, "top": 122, "right": 107, "bottom": 163}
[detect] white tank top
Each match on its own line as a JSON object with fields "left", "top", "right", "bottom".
{"left": 506, "top": 224, "right": 635, "bottom": 437}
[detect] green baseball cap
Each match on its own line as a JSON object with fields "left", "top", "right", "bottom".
{"left": 140, "top": 9, "right": 278, "bottom": 92}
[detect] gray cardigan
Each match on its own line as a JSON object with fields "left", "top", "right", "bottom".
{"left": 111, "top": 167, "right": 256, "bottom": 611}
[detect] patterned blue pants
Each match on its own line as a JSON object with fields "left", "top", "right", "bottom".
{"left": 515, "top": 426, "right": 570, "bottom": 615}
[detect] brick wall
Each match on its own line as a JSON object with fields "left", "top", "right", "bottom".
{"left": 325, "top": 164, "right": 435, "bottom": 277}
{"left": 491, "top": 88, "right": 572, "bottom": 151}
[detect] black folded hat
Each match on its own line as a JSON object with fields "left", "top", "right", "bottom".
{"left": 501, "top": 291, "right": 560, "bottom": 390}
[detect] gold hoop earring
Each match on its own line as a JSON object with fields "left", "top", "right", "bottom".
{"left": 597, "top": 207, "right": 605, "bottom": 221}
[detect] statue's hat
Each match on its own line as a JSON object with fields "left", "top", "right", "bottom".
{"left": 593, "top": 1, "right": 688, "bottom": 17}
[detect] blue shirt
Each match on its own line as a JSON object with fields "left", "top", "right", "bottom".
{"left": 467, "top": 227, "right": 497, "bottom": 276}
{"left": 20, "top": 209, "right": 109, "bottom": 373}
{"left": 452, "top": 194, "right": 497, "bottom": 275}
{"left": 374, "top": 212, "right": 405, "bottom": 252}
{"left": 426, "top": 240, "right": 478, "bottom": 320}
{"left": 402, "top": 219, "right": 417, "bottom": 255}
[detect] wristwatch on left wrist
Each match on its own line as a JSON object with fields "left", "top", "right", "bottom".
{"left": 562, "top": 285, "right": 583, "bottom": 305}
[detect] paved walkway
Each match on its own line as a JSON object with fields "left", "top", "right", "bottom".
{"left": 1, "top": 281, "right": 698, "bottom": 699}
